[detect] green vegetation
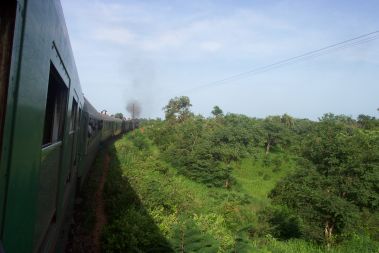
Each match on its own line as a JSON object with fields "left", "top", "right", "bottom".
{"left": 102, "top": 97, "right": 379, "bottom": 252}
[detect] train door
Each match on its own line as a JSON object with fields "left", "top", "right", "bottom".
{"left": 36, "top": 63, "right": 69, "bottom": 250}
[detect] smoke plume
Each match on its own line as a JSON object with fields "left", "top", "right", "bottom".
{"left": 126, "top": 100, "right": 141, "bottom": 119}
{"left": 122, "top": 55, "right": 156, "bottom": 118}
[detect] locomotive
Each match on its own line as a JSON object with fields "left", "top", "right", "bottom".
{"left": 0, "top": 1, "right": 132, "bottom": 252}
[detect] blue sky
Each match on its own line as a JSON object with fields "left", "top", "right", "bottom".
{"left": 61, "top": 0, "right": 379, "bottom": 119}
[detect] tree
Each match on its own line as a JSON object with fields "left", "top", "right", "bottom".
{"left": 262, "top": 116, "right": 289, "bottom": 155}
{"left": 280, "top": 113, "right": 294, "bottom": 128}
{"left": 114, "top": 113, "right": 124, "bottom": 119}
{"left": 269, "top": 117, "right": 379, "bottom": 244}
{"left": 357, "top": 114, "right": 379, "bottom": 130}
{"left": 211, "top": 106, "right": 223, "bottom": 117}
{"left": 269, "top": 167, "right": 360, "bottom": 244}
{"left": 163, "top": 96, "right": 193, "bottom": 122}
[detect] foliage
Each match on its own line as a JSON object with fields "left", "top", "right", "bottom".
{"left": 127, "top": 130, "right": 150, "bottom": 150}
{"left": 146, "top": 116, "right": 239, "bottom": 187}
{"left": 102, "top": 207, "right": 174, "bottom": 253}
{"left": 232, "top": 226, "right": 256, "bottom": 253}
{"left": 163, "top": 96, "right": 193, "bottom": 121}
{"left": 211, "top": 105, "right": 223, "bottom": 117}
{"left": 262, "top": 116, "right": 291, "bottom": 154}
{"left": 258, "top": 205, "right": 302, "bottom": 240}
{"left": 97, "top": 99, "right": 379, "bottom": 252}
{"left": 102, "top": 134, "right": 243, "bottom": 252}
{"left": 114, "top": 112, "right": 124, "bottom": 119}
{"left": 169, "top": 218, "right": 219, "bottom": 253}
{"left": 102, "top": 142, "right": 173, "bottom": 252}
{"left": 269, "top": 115, "right": 379, "bottom": 243}
{"left": 357, "top": 114, "right": 379, "bottom": 130}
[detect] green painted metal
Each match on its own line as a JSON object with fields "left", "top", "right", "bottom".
{"left": 0, "top": 2, "right": 17, "bottom": 235}
{"left": 0, "top": 0, "right": 26, "bottom": 240}
{"left": 0, "top": 0, "right": 85, "bottom": 252}
{"left": 0, "top": 0, "right": 132, "bottom": 252}
{"left": 77, "top": 110, "right": 102, "bottom": 188}
{"left": 34, "top": 142, "right": 62, "bottom": 248}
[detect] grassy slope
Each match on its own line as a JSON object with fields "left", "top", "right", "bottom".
{"left": 232, "top": 154, "right": 296, "bottom": 207}
{"left": 102, "top": 133, "right": 378, "bottom": 253}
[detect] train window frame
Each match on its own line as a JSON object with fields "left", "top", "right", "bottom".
{"left": 42, "top": 64, "right": 68, "bottom": 147}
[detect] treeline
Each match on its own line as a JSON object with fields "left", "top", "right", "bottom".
{"left": 141, "top": 96, "right": 379, "bottom": 248}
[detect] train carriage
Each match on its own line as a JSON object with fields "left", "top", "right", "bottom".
{"left": 0, "top": 1, "right": 131, "bottom": 252}
{"left": 99, "top": 113, "right": 123, "bottom": 142}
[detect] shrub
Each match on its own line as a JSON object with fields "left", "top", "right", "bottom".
{"left": 272, "top": 167, "right": 281, "bottom": 173}
{"left": 128, "top": 131, "right": 149, "bottom": 150}
{"left": 263, "top": 174, "right": 271, "bottom": 181}
{"left": 102, "top": 207, "right": 173, "bottom": 253}
{"left": 259, "top": 206, "right": 302, "bottom": 240}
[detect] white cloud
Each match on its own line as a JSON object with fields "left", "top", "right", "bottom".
{"left": 93, "top": 27, "right": 135, "bottom": 45}
{"left": 63, "top": 0, "right": 379, "bottom": 62}
{"left": 63, "top": 1, "right": 310, "bottom": 62}
{"left": 199, "top": 41, "right": 223, "bottom": 52}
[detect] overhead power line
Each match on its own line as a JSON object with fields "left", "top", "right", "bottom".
{"left": 179, "top": 30, "right": 379, "bottom": 94}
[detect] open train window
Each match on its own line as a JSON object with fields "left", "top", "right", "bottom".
{"left": 42, "top": 64, "right": 68, "bottom": 147}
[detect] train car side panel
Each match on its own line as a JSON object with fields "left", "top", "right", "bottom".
{"left": 0, "top": 0, "right": 129, "bottom": 252}
{"left": 0, "top": 0, "right": 20, "bottom": 238}
{"left": 1, "top": 0, "right": 53, "bottom": 250}
{"left": 77, "top": 99, "right": 102, "bottom": 188}
{"left": 1, "top": 0, "right": 84, "bottom": 252}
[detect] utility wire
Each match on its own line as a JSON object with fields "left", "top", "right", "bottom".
{"left": 178, "top": 30, "right": 379, "bottom": 94}
{"left": 218, "top": 34, "right": 379, "bottom": 83}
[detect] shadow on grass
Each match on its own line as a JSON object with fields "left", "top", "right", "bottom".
{"left": 102, "top": 143, "right": 174, "bottom": 253}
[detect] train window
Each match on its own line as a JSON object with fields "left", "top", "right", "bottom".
{"left": 70, "top": 98, "right": 78, "bottom": 131}
{"left": 88, "top": 118, "right": 93, "bottom": 138}
{"left": 42, "top": 64, "right": 68, "bottom": 147}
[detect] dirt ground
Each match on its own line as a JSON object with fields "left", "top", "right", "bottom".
{"left": 66, "top": 151, "right": 110, "bottom": 253}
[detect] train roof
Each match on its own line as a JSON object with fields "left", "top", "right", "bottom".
{"left": 99, "top": 113, "right": 123, "bottom": 122}
{"left": 83, "top": 97, "right": 122, "bottom": 122}
{"left": 83, "top": 97, "right": 100, "bottom": 118}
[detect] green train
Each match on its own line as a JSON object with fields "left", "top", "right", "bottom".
{"left": 0, "top": 1, "right": 133, "bottom": 252}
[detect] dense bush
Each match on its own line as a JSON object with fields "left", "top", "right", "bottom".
{"left": 100, "top": 98, "right": 379, "bottom": 252}
{"left": 268, "top": 115, "right": 379, "bottom": 244}
{"left": 259, "top": 205, "right": 302, "bottom": 240}
{"left": 143, "top": 111, "right": 302, "bottom": 188}
{"left": 145, "top": 117, "right": 239, "bottom": 187}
